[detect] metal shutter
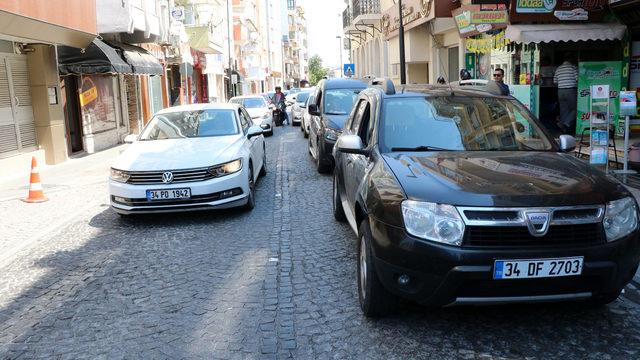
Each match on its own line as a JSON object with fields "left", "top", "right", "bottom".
{"left": 0, "top": 58, "right": 18, "bottom": 156}
{"left": 9, "top": 58, "right": 36, "bottom": 149}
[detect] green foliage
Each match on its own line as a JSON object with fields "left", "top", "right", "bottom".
{"left": 309, "top": 55, "right": 327, "bottom": 85}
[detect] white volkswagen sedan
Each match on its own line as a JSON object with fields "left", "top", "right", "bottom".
{"left": 109, "top": 103, "right": 266, "bottom": 215}
{"left": 229, "top": 95, "right": 274, "bottom": 136}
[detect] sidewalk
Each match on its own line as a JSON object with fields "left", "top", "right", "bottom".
{"left": 0, "top": 145, "right": 125, "bottom": 268}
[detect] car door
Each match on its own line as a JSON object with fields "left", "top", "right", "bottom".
{"left": 310, "top": 87, "right": 323, "bottom": 154}
{"left": 240, "top": 108, "right": 263, "bottom": 176}
{"left": 343, "top": 99, "right": 370, "bottom": 206}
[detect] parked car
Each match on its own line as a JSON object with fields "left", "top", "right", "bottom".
{"left": 109, "top": 103, "right": 267, "bottom": 215}
{"left": 229, "top": 95, "right": 275, "bottom": 136}
{"left": 286, "top": 87, "right": 301, "bottom": 104}
{"left": 291, "top": 88, "right": 314, "bottom": 126}
{"left": 332, "top": 79, "right": 640, "bottom": 317}
{"left": 308, "top": 78, "right": 367, "bottom": 173}
{"left": 301, "top": 94, "right": 314, "bottom": 139}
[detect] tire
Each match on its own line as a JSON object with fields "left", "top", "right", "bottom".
{"left": 316, "top": 138, "right": 332, "bottom": 174}
{"left": 300, "top": 121, "right": 304, "bottom": 132}
{"left": 259, "top": 150, "right": 267, "bottom": 177}
{"left": 358, "top": 220, "right": 398, "bottom": 317}
{"left": 303, "top": 123, "right": 309, "bottom": 138}
{"left": 588, "top": 290, "right": 622, "bottom": 307}
{"left": 333, "top": 173, "right": 346, "bottom": 222}
{"left": 308, "top": 135, "right": 313, "bottom": 156}
{"left": 244, "top": 164, "right": 256, "bottom": 211}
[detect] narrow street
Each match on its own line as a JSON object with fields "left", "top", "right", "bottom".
{"left": 1, "top": 126, "right": 640, "bottom": 359}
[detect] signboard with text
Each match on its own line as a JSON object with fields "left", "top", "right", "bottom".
{"left": 510, "top": 0, "right": 607, "bottom": 22}
{"left": 452, "top": 5, "right": 508, "bottom": 38}
{"left": 576, "top": 62, "right": 623, "bottom": 135}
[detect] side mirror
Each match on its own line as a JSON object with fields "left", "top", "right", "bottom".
{"left": 124, "top": 134, "right": 137, "bottom": 144}
{"left": 308, "top": 104, "right": 320, "bottom": 116}
{"left": 247, "top": 125, "right": 263, "bottom": 139}
{"left": 336, "top": 135, "right": 369, "bottom": 156}
{"left": 559, "top": 135, "right": 576, "bottom": 152}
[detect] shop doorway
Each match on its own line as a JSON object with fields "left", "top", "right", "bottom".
{"left": 62, "top": 75, "right": 83, "bottom": 153}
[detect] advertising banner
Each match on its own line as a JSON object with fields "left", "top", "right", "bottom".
{"left": 452, "top": 5, "right": 508, "bottom": 38}
{"left": 576, "top": 62, "right": 622, "bottom": 135}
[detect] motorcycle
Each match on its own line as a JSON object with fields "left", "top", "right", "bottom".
{"left": 272, "top": 102, "right": 286, "bottom": 127}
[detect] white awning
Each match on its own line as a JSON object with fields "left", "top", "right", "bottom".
{"left": 505, "top": 23, "right": 627, "bottom": 44}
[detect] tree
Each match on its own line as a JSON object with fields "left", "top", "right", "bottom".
{"left": 309, "top": 55, "right": 327, "bottom": 85}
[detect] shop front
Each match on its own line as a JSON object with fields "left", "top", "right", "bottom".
{"left": 503, "top": 0, "right": 627, "bottom": 136}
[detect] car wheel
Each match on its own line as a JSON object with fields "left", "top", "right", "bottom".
{"left": 316, "top": 138, "right": 331, "bottom": 174}
{"left": 588, "top": 290, "right": 622, "bottom": 306}
{"left": 303, "top": 125, "right": 309, "bottom": 138}
{"left": 259, "top": 149, "right": 267, "bottom": 177}
{"left": 333, "top": 173, "right": 346, "bottom": 222}
{"left": 358, "top": 220, "right": 398, "bottom": 317}
{"left": 244, "top": 164, "right": 256, "bottom": 211}
{"left": 308, "top": 135, "right": 313, "bottom": 156}
{"left": 300, "top": 121, "right": 304, "bottom": 132}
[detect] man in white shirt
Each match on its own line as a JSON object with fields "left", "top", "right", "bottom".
{"left": 554, "top": 54, "right": 579, "bottom": 134}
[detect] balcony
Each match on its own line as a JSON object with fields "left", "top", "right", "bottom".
{"left": 352, "top": 0, "right": 380, "bottom": 19}
{"left": 185, "top": 25, "right": 223, "bottom": 54}
{"left": 342, "top": 7, "right": 351, "bottom": 29}
{"left": 97, "top": 0, "right": 161, "bottom": 43}
{"left": 344, "top": 0, "right": 381, "bottom": 31}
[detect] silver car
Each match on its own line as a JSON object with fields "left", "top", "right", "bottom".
{"left": 229, "top": 96, "right": 275, "bottom": 136}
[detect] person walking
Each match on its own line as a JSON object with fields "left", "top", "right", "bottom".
{"left": 271, "top": 86, "right": 289, "bottom": 125}
{"left": 554, "top": 54, "right": 579, "bottom": 134}
{"left": 493, "top": 68, "right": 510, "bottom": 96}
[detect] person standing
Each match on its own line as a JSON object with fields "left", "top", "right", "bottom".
{"left": 554, "top": 54, "right": 579, "bottom": 134}
{"left": 493, "top": 68, "right": 510, "bottom": 96}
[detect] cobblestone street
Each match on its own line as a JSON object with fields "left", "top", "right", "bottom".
{"left": 2, "top": 126, "right": 640, "bottom": 359}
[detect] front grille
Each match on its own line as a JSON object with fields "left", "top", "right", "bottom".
{"left": 464, "top": 223, "right": 604, "bottom": 248}
{"left": 127, "top": 167, "right": 215, "bottom": 185}
{"left": 463, "top": 210, "right": 519, "bottom": 222}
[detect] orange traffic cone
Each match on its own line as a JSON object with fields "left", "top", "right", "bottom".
{"left": 22, "top": 156, "right": 48, "bottom": 203}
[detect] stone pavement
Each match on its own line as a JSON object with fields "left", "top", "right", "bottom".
{"left": 0, "top": 126, "right": 640, "bottom": 359}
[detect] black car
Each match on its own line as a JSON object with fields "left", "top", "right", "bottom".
{"left": 308, "top": 78, "right": 367, "bottom": 173}
{"left": 332, "top": 79, "right": 640, "bottom": 317}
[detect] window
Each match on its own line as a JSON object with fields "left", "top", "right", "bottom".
{"left": 238, "top": 109, "right": 250, "bottom": 132}
{"left": 139, "top": 110, "right": 239, "bottom": 140}
{"left": 288, "top": 0, "right": 295, "bottom": 10}
{"left": 242, "top": 98, "right": 266, "bottom": 108}
{"left": 349, "top": 100, "right": 367, "bottom": 132}
{"left": 323, "top": 88, "right": 363, "bottom": 115}
{"left": 358, "top": 103, "right": 371, "bottom": 147}
{"left": 379, "top": 97, "right": 553, "bottom": 152}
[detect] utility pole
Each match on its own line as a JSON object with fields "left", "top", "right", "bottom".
{"left": 398, "top": 0, "right": 406, "bottom": 84}
{"left": 337, "top": 36, "right": 343, "bottom": 78}
{"left": 227, "top": 0, "right": 234, "bottom": 99}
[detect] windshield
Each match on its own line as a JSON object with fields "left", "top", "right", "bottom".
{"left": 289, "top": 88, "right": 300, "bottom": 94}
{"left": 296, "top": 92, "right": 310, "bottom": 104}
{"left": 380, "top": 97, "right": 554, "bottom": 152}
{"left": 242, "top": 98, "right": 266, "bottom": 108}
{"left": 323, "top": 88, "right": 363, "bottom": 115}
{"left": 139, "top": 110, "right": 239, "bottom": 140}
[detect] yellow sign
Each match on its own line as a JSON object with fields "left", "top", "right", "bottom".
{"left": 464, "top": 30, "right": 510, "bottom": 54}
{"left": 80, "top": 86, "right": 97, "bottom": 107}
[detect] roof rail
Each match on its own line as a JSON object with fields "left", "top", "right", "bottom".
{"left": 369, "top": 77, "right": 396, "bottom": 95}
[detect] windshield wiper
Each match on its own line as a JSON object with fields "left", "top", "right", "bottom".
{"left": 325, "top": 112, "right": 347, "bottom": 115}
{"left": 391, "top": 146, "right": 453, "bottom": 152}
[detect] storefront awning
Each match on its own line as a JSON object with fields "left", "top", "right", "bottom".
{"left": 505, "top": 23, "right": 627, "bottom": 44}
{"left": 58, "top": 39, "right": 132, "bottom": 75}
{"left": 107, "top": 42, "right": 164, "bottom": 75}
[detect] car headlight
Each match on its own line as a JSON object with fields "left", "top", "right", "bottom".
{"left": 401, "top": 200, "right": 465, "bottom": 246}
{"left": 604, "top": 197, "right": 638, "bottom": 242}
{"left": 324, "top": 128, "right": 341, "bottom": 141}
{"left": 110, "top": 168, "right": 130, "bottom": 183}
{"left": 208, "top": 159, "right": 242, "bottom": 177}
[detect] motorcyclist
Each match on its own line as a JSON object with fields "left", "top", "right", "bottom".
{"left": 271, "top": 87, "right": 289, "bottom": 125}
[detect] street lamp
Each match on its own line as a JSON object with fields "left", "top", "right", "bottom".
{"left": 336, "top": 35, "right": 343, "bottom": 78}
{"left": 397, "top": 0, "right": 406, "bottom": 84}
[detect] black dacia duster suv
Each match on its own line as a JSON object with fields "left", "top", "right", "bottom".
{"left": 332, "top": 79, "right": 640, "bottom": 317}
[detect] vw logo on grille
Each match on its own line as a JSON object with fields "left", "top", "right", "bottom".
{"left": 524, "top": 211, "right": 551, "bottom": 237}
{"left": 162, "top": 172, "right": 174, "bottom": 184}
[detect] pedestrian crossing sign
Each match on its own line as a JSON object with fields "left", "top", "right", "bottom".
{"left": 343, "top": 64, "right": 355, "bottom": 77}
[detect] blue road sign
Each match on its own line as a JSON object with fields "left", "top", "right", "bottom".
{"left": 343, "top": 64, "right": 355, "bottom": 77}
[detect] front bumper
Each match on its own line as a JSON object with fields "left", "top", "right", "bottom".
{"left": 109, "top": 168, "right": 249, "bottom": 214}
{"left": 368, "top": 216, "right": 640, "bottom": 306}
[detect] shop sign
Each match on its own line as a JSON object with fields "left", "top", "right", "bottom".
{"left": 171, "top": 7, "right": 185, "bottom": 21}
{"left": 80, "top": 86, "right": 97, "bottom": 107}
{"left": 452, "top": 5, "right": 508, "bottom": 38}
{"left": 576, "top": 61, "right": 624, "bottom": 135}
{"left": 516, "top": 0, "right": 557, "bottom": 13}
{"left": 630, "top": 42, "right": 640, "bottom": 91}
{"left": 554, "top": 8, "right": 588, "bottom": 20}
{"left": 381, "top": 0, "right": 434, "bottom": 39}
{"left": 465, "top": 30, "right": 510, "bottom": 54}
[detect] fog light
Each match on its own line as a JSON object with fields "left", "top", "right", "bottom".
{"left": 397, "top": 274, "right": 410, "bottom": 286}
{"left": 114, "top": 196, "right": 127, "bottom": 203}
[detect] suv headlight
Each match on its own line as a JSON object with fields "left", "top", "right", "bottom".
{"left": 110, "top": 168, "right": 130, "bottom": 183}
{"left": 208, "top": 159, "right": 242, "bottom": 177}
{"left": 325, "top": 128, "right": 341, "bottom": 141}
{"left": 401, "top": 200, "right": 465, "bottom": 246}
{"left": 604, "top": 197, "right": 638, "bottom": 242}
